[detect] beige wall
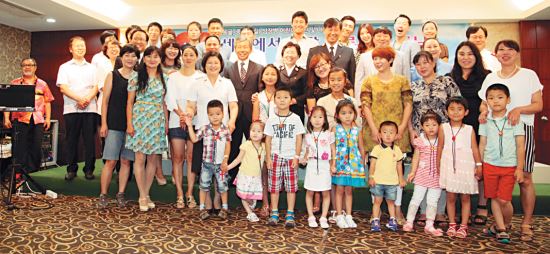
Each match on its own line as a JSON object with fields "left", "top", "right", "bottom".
{"left": 476, "top": 22, "right": 520, "bottom": 53}
{"left": 0, "top": 23, "right": 31, "bottom": 82}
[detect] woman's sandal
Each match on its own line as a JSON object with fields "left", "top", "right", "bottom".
{"left": 473, "top": 205, "right": 489, "bottom": 225}
{"left": 435, "top": 214, "right": 448, "bottom": 228}
{"left": 416, "top": 214, "right": 427, "bottom": 227}
{"left": 483, "top": 224, "right": 498, "bottom": 236}
{"left": 520, "top": 224, "right": 534, "bottom": 241}
{"left": 267, "top": 210, "right": 279, "bottom": 226}
{"left": 186, "top": 195, "right": 197, "bottom": 209}
{"left": 455, "top": 225, "right": 468, "bottom": 239}
{"left": 285, "top": 211, "right": 296, "bottom": 228}
{"left": 447, "top": 223, "right": 458, "bottom": 237}
{"left": 496, "top": 230, "right": 511, "bottom": 244}
{"left": 176, "top": 196, "right": 185, "bottom": 209}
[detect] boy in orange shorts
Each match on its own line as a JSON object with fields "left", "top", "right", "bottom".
{"left": 479, "top": 83, "right": 525, "bottom": 244}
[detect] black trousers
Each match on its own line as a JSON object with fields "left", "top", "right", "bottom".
{"left": 228, "top": 114, "right": 251, "bottom": 180}
{"left": 64, "top": 113, "right": 97, "bottom": 174}
{"left": 12, "top": 119, "right": 44, "bottom": 173}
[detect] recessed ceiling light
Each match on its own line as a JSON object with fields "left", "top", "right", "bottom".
{"left": 46, "top": 18, "right": 56, "bottom": 23}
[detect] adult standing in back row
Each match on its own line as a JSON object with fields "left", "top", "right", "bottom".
{"left": 275, "top": 11, "right": 319, "bottom": 69}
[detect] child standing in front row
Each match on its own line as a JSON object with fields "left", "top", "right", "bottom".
{"left": 403, "top": 112, "right": 444, "bottom": 236}
{"left": 227, "top": 121, "right": 266, "bottom": 222}
{"left": 301, "top": 106, "right": 334, "bottom": 229}
{"left": 437, "top": 96, "right": 482, "bottom": 238}
{"left": 368, "top": 121, "right": 406, "bottom": 232}
{"left": 332, "top": 100, "right": 366, "bottom": 229}
{"left": 186, "top": 99, "right": 232, "bottom": 220}
{"left": 264, "top": 87, "right": 305, "bottom": 227}
{"left": 479, "top": 84, "right": 525, "bottom": 244}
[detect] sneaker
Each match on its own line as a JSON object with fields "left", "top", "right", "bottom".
{"left": 424, "top": 226, "right": 444, "bottom": 237}
{"left": 218, "top": 209, "right": 228, "bottom": 219}
{"left": 319, "top": 217, "right": 330, "bottom": 229}
{"left": 328, "top": 210, "right": 337, "bottom": 224}
{"left": 267, "top": 211, "right": 279, "bottom": 226}
{"left": 371, "top": 218, "right": 381, "bottom": 232}
{"left": 403, "top": 221, "right": 414, "bottom": 232}
{"left": 285, "top": 212, "right": 296, "bottom": 228}
{"left": 308, "top": 216, "right": 318, "bottom": 228}
{"left": 386, "top": 217, "right": 398, "bottom": 231}
{"left": 65, "top": 172, "right": 76, "bottom": 181}
{"left": 345, "top": 215, "right": 357, "bottom": 228}
{"left": 98, "top": 194, "right": 108, "bottom": 209}
{"left": 246, "top": 213, "right": 260, "bottom": 222}
{"left": 336, "top": 215, "right": 348, "bottom": 229}
{"left": 116, "top": 193, "right": 126, "bottom": 208}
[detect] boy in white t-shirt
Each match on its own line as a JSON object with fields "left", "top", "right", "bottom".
{"left": 264, "top": 87, "right": 306, "bottom": 227}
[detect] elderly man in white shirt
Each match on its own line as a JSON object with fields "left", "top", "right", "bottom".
{"left": 57, "top": 36, "right": 99, "bottom": 181}
{"left": 275, "top": 11, "right": 319, "bottom": 69}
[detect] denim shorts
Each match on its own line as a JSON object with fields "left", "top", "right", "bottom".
{"left": 168, "top": 127, "right": 189, "bottom": 140}
{"left": 370, "top": 184, "right": 398, "bottom": 200}
{"left": 103, "top": 130, "right": 135, "bottom": 161}
{"left": 199, "top": 162, "right": 229, "bottom": 193}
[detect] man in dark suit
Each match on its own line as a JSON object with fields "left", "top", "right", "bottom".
{"left": 224, "top": 37, "right": 263, "bottom": 179}
{"left": 307, "top": 18, "right": 356, "bottom": 89}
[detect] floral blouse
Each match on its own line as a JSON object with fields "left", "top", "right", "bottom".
{"left": 410, "top": 75, "right": 461, "bottom": 133}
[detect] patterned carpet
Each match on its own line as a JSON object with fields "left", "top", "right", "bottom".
{"left": 0, "top": 195, "right": 548, "bottom": 254}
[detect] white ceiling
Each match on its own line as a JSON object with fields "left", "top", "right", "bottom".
{"left": 0, "top": 0, "right": 549, "bottom": 32}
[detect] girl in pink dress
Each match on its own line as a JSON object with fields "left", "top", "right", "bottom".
{"left": 437, "top": 97, "right": 482, "bottom": 238}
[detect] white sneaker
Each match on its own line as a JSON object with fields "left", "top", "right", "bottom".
{"left": 246, "top": 213, "right": 259, "bottom": 222}
{"left": 308, "top": 216, "right": 318, "bottom": 228}
{"left": 328, "top": 210, "right": 337, "bottom": 223}
{"left": 319, "top": 217, "right": 330, "bottom": 229}
{"left": 336, "top": 215, "right": 349, "bottom": 229}
{"left": 345, "top": 215, "right": 357, "bottom": 228}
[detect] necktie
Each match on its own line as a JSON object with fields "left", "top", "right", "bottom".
{"left": 329, "top": 46, "right": 335, "bottom": 58}
{"left": 240, "top": 62, "right": 246, "bottom": 83}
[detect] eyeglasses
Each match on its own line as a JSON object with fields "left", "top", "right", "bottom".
{"left": 21, "top": 64, "right": 36, "bottom": 67}
{"left": 314, "top": 62, "right": 330, "bottom": 70}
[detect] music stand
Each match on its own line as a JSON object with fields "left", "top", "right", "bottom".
{"left": 0, "top": 84, "right": 45, "bottom": 210}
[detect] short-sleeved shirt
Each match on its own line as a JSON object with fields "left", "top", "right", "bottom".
{"left": 264, "top": 112, "right": 306, "bottom": 159}
{"left": 187, "top": 75, "right": 238, "bottom": 128}
{"left": 479, "top": 68, "right": 543, "bottom": 126}
{"left": 258, "top": 90, "right": 277, "bottom": 124}
{"left": 369, "top": 144, "right": 403, "bottom": 185}
{"left": 165, "top": 70, "right": 203, "bottom": 128}
{"left": 196, "top": 124, "right": 232, "bottom": 164}
{"left": 56, "top": 59, "right": 98, "bottom": 114}
{"left": 479, "top": 114, "right": 525, "bottom": 167}
{"left": 9, "top": 77, "right": 54, "bottom": 124}
{"left": 92, "top": 52, "right": 112, "bottom": 116}
{"left": 238, "top": 140, "right": 266, "bottom": 176}
{"left": 480, "top": 49, "right": 501, "bottom": 72}
{"left": 316, "top": 94, "right": 362, "bottom": 128}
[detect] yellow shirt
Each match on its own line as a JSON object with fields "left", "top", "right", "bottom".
{"left": 238, "top": 141, "right": 265, "bottom": 177}
{"left": 370, "top": 144, "right": 403, "bottom": 185}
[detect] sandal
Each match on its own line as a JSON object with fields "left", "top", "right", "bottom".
{"left": 199, "top": 209, "right": 210, "bottom": 220}
{"left": 446, "top": 223, "right": 458, "bottom": 237}
{"left": 267, "top": 210, "right": 279, "bottom": 226}
{"left": 176, "top": 196, "right": 185, "bottom": 209}
{"left": 483, "top": 224, "right": 497, "bottom": 236}
{"left": 520, "top": 224, "right": 534, "bottom": 241}
{"left": 496, "top": 230, "right": 511, "bottom": 244}
{"left": 473, "top": 205, "right": 489, "bottom": 225}
{"left": 435, "top": 214, "right": 448, "bottom": 228}
{"left": 455, "top": 224, "right": 468, "bottom": 239}
{"left": 416, "top": 214, "right": 427, "bottom": 227}
{"left": 312, "top": 206, "right": 321, "bottom": 215}
{"left": 186, "top": 195, "right": 197, "bottom": 209}
{"left": 285, "top": 211, "right": 296, "bottom": 228}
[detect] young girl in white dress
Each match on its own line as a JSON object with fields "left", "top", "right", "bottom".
{"left": 301, "top": 106, "right": 334, "bottom": 229}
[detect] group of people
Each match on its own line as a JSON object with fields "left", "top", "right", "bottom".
{"left": 3, "top": 11, "right": 543, "bottom": 245}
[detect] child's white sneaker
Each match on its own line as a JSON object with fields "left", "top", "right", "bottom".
{"left": 246, "top": 213, "right": 259, "bottom": 222}
{"left": 336, "top": 215, "right": 349, "bottom": 229}
{"left": 308, "top": 216, "right": 318, "bottom": 228}
{"left": 345, "top": 215, "right": 357, "bottom": 228}
{"left": 328, "top": 210, "right": 337, "bottom": 223}
{"left": 319, "top": 217, "right": 330, "bottom": 229}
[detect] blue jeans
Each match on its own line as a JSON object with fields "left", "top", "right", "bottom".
{"left": 199, "top": 162, "right": 229, "bottom": 193}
